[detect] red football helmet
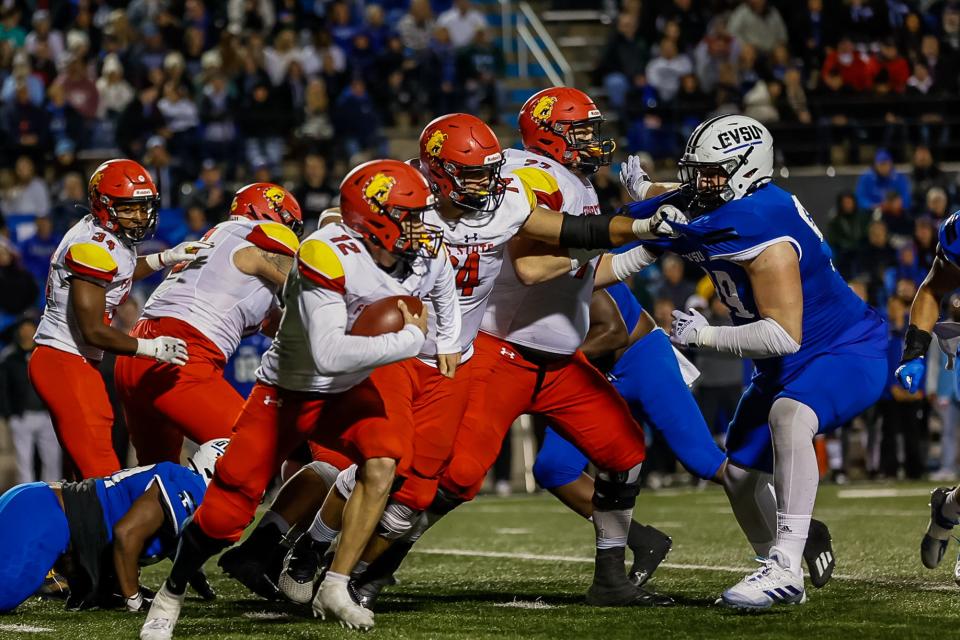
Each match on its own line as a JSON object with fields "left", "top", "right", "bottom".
{"left": 418, "top": 113, "right": 506, "bottom": 213}
{"left": 340, "top": 159, "right": 444, "bottom": 259}
{"left": 230, "top": 183, "right": 304, "bottom": 236}
{"left": 518, "top": 87, "right": 615, "bottom": 173}
{"left": 88, "top": 158, "right": 160, "bottom": 243}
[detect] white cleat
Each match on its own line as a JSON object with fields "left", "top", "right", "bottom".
{"left": 312, "top": 579, "right": 374, "bottom": 631}
{"left": 720, "top": 547, "right": 806, "bottom": 610}
{"left": 140, "top": 584, "right": 185, "bottom": 640}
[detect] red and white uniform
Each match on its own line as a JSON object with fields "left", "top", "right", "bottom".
{"left": 440, "top": 150, "right": 646, "bottom": 501}
{"left": 194, "top": 223, "right": 457, "bottom": 541}
{"left": 113, "top": 219, "right": 300, "bottom": 464}
{"left": 29, "top": 215, "right": 137, "bottom": 477}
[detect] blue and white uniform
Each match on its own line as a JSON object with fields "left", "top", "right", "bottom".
{"left": 0, "top": 462, "right": 206, "bottom": 611}
{"left": 632, "top": 183, "right": 888, "bottom": 472}
{"left": 534, "top": 282, "right": 726, "bottom": 488}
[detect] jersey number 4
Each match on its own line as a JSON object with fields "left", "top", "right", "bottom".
{"left": 449, "top": 252, "right": 480, "bottom": 296}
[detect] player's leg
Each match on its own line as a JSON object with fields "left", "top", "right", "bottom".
{"left": 29, "top": 345, "right": 120, "bottom": 477}
{"left": 150, "top": 360, "right": 246, "bottom": 445}
{"left": 536, "top": 351, "right": 670, "bottom": 606}
{"left": 141, "top": 383, "right": 323, "bottom": 640}
{"left": 0, "top": 482, "right": 71, "bottom": 612}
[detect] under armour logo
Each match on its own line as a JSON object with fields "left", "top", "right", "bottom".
{"left": 464, "top": 233, "right": 480, "bottom": 243}
{"left": 499, "top": 347, "right": 516, "bottom": 360}
{"left": 263, "top": 395, "right": 283, "bottom": 407}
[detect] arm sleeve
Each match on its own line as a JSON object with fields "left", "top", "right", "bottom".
{"left": 696, "top": 317, "right": 801, "bottom": 359}
{"left": 299, "top": 283, "right": 425, "bottom": 376}
{"left": 429, "top": 248, "right": 463, "bottom": 354}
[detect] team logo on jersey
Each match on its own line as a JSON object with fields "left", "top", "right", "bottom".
{"left": 426, "top": 130, "right": 448, "bottom": 157}
{"left": 363, "top": 173, "right": 397, "bottom": 212}
{"left": 264, "top": 186, "right": 286, "bottom": 211}
{"left": 531, "top": 95, "right": 557, "bottom": 123}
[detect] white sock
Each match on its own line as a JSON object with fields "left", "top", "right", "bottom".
{"left": 593, "top": 508, "right": 630, "bottom": 550}
{"left": 723, "top": 464, "right": 776, "bottom": 556}
{"left": 309, "top": 513, "right": 339, "bottom": 543}
{"left": 260, "top": 510, "right": 290, "bottom": 535}
{"left": 324, "top": 571, "right": 349, "bottom": 585}
{"left": 775, "top": 512, "right": 811, "bottom": 575}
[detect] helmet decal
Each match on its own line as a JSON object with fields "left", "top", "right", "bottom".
{"left": 363, "top": 173, "right": 397, "bottom": 213}
{"left": 426, "top": 130, "right": 448, "bottom": 157}
{"left": 264, "top": 185, "right": 286, "bottom": 208}
{"left": 531, "top": 95, "right": 557, "bottom": 123}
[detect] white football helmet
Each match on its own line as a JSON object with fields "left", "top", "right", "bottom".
{"left": 187, "top": 438, "right": 229, "bottom": 485}
{"left": 678, "top": 114, "right": 774, "bottom": 213}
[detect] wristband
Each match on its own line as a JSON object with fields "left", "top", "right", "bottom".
{"left": 611, "top": 246, "right": 656, "bottom": 280}
{"left": 902, "top": 324, "right": 933, "bottom": 362}
{"left": 144, "top": 253, "right": 164, "bottom": 271}
{"left": 633, "top": 180, "right": 652, "bottom": 200}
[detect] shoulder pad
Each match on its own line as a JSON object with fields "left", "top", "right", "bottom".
{"left": 511, "top": 166, "right": 564, "bottom": 212}
{"left": 297, "top": 239, "right": 346, "bottom": 294}
{"left": 65, "top": 242, "right": 118, "bottom": 283}
{"left": 246, "top": 222, "right": 300, "bottom": 257}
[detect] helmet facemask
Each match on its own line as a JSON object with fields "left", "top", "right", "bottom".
{"left": 436, "top": 157, "right": 506, "bottom": 214}
{"left": 554, "top": 117, "right": 615, "bottom": 174}
{"left": 108, "top": 196, "right": 160, "bottom": 244}
{"left": 678, "top": 146, "right": 759, "bottom": 214}
{"left": 368, "top": 198, "right": 444, "bottom": 261}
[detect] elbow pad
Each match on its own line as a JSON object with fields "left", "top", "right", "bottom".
{"left": 558, "top": 213, "right": 615, "bottom": 249}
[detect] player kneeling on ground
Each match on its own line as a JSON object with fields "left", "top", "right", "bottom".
{"left": 0, "top": 439, "right": 227, "bottom": 613}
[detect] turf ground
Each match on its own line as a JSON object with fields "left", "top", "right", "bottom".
{"left": 2, "top": 481, "right": 958, "bottom": 640}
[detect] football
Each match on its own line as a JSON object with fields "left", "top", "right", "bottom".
{"left": 349, "top": 295, "right": 423, "bottom": 336}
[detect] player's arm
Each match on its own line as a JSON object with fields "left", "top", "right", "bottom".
{"left": 518, "top": 205, "right": 680, "bottom": 249}
{"left": 580, "top": 289, "right": 629, "bottom": 361}
{"left": 896, "top": 254, "right": 960, "bottom": 392}
{"left": 430, "top": 246, "right": 463, "bottom": 378}
{"left": 111, "top": 484, "right": 165, "bottom": 610}
{"left": 670, "top": 242, "right": 803, "bottom": 358}
{"left": 509, "top": 236, "right": 582, "bottom": 285}
{"left": 593, "top": 245, "right": 659, "bottom": 289}
{"left": 133, "top": 240, "right": 215, "bottom": 280}
{"left": 234, "top": 247, "right": 295, "bottom": 288}
{"left": 618, "top": 153, "right": 679, "bottom": 201}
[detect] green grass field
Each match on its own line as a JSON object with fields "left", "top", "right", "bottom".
{"left": 3, "top": 481, "right": 958, "bottom": 639}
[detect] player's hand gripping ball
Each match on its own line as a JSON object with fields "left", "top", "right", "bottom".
{"left": 350, "top": 295, "right": 425, "bottom": 336}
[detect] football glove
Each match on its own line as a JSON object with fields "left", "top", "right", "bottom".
{"left": 895, "top": 357, "right": 926, "bottom": 393}
{"left": 619, "top": 154, "right": 651, "bottom": 201}
{"left": 145, "top": 240, "right": 214, "bottom": 271}
{"left": 670, "top": 308, "right": 709, "bottom": 348}
{"left": 136, "top": 336, "right": 189, "bottom": 366}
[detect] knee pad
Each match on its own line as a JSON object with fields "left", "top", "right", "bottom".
{"left": 769, "top": 397, "right": 820, "bottom": 447}
{"left": 428, "top": 486, "right": 465, "bottom": 517}
{"left": 377, "top": 501, "right": 421, "bottom": 540}
{"left": 334, "top": 464, "right": 358, "bottom": 500}
{"left": 592, "top": 463, "right": 643, "bottom": 511}
{"left": 305, "top": 461, "right": 341, "bottom": 491}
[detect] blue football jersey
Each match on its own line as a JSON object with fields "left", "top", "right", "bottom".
{"left": 94, "top": 462, "right": 207, "bottom": 562}
{"left": 647, "top": 183, "right": 886, "bottom": 385}
{"left": 604, "top": 282, "right": 642, "bottom": 334}
{"left": 224, "top": 333, "right": 272, "bottom": 397}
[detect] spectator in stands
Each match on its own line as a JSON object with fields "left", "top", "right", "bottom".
{"left": 45, "top": 82, "right": 85, "bottom": 152}
{"left": 19, "top": 213, "right": 60, "bottom": 288}
{"left": 778, "top": 66, "right": 812, "bottom": 124}
{"left": 693, "top": 18, "right": 739, "bottom": 94}
{"left": 855, "top": 148, "right": 912, "bottom": 212}
{"left": 302, "top": 29, "right": 346, "bottom": 79}
{"left": 457, "top": 28, "right": 504, "bottom": 123}
{"left": 3, "top": 81, "right": 49, "bottom": 161}
{"left": 0, "top": 6, "right": 26, "bottom": 48}
{"left": 238, "top": 75, "right": 291, "bottom": 177}
{"left": 674, "top": 73, "right": 711, "bottom": 138}
{"left": 859, "top": 219, "right": 897, "bottom": 306}
{"left": 362, "top": 4, "right": 391, "bottom": 54}
{"left": 840, "top": 0, "right": 891, "bottom": 43}
{"left": 650, "top": 0, "right": 707, "bottom": 53}
{"left": 183, "top": 26, "right": 207, "bottom": 80}
{"left": 914, "top": 215, "right": 937, "bottom": 273}
{"left": 656, "top": 254, "right": 695, "bottom": 311}
{"left": 158, "top": 81, "right": 201, "bottom": 172}
{"left": 2, "top": 156, "right": 50, "bottom": 218}
{"left": 143, "top": 136, "right": 184, "bottom": 209}
{"left": 187, "top": 159, "right": 229, "bottom": 224}
{"left": 0, "top": 315, "right": 61, "bottom": 484}
{"left": 421, "top": 26, "right": 460, "bottom": 115}
{"left": 1, "top": 52, "right": 45, "bottom": 106}
{"left": 944, "top": 5, "right": 960, "bottom": 55}
{"left": 646, "top": 38, "right": 693, "bottom": 103}
{"left": 295, "top": 153, "right": 339, "bottom": 230}
{"left": 227, "top": 0, "right": 276, "bottom": 34}
{"left": 0, "top": 238, "right": 38, "bottom": 317}
{"left": 199, "top": 72, "right": 238, "bottom": 170}
{"left": 333, "top": 77, "right": 384, "bottom": 161}
{"left": 25, "top": 10, "right": 64, "bottom": 63}
{"left": 50, "top": 139, "right": 80, "bottom": 188}
{"left": 923, "top": 187, "right": 950, "bottom": 222}
{"left": 874, "top": 39, "right": 910, "bottom": 94}
{"left": 438, "top": 0, "right": 488, "bottom": 50}
{"left": 95, "top": 53, "right": 134, "bottom": 122}
{"left": 827, "top": 191, "right": 868, "bottom": 276}
{"left": 743, "top": 78, "right": 779, "bottom": 123}
{"left": 296, "top": 78, "right": 335, "bottom": 152}
{"left": 397, "top": 0, "right": 435, "bottom": 53}
{"left": 727, "top": 0, "right": 788, "bottom": 57}
{"left": 821, "top": 37, "right": 875, "bottom": 92}
{"left": 910, "top": 144, "right": 953, "bottom": 208}
{"left": 49, "top": 172, "right": 85, "bottom": 235}
{"left": 54, "top": 54, "right": 98, "bottom": 124}
{"left": 264, "top": 27, "right": 302, "bottom": 86}
{"left": 787, "top": 0, "right": 835, "bottom": 70}
{"left": 595, "top": 11, "right": 649, "bottom": 114}
{"left": 919, "top": 34, "right": 958, "bottom": 93}
{"left": 652, "top": 297, "right": 676, "bottom": 332}
{"left": 695, "top": 294, "right": 743, "bottom": 437}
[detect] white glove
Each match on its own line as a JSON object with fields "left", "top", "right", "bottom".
{"left": 136, "top": 336, "right": 189, "bottom": 365}
{"left": 619, "top": 155, "right": 651, "bottom": 201}
{"left": 145, "top": 240, "right": 214, "bottom": 271}
{"left": 631, "top": 204, "right": 686, "bottom": 240}
{"left": 670, "top": 308, "right": 709, "bottom": 348}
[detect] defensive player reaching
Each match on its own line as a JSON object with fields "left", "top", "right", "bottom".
{"left": 894, "top": 210, "right": 960, "bottom": 583}
{"left": 29, "top": 159, "right": 213, "bottom": 478}
{"left": 0, "top": 439, "right": 226, "bottom": 613}
{"left": 140, "top": 159, "right": 454, "bottom": 637}
{"left": 636, "top": 115, "right": 887, "bottom": 609}
{"left": 115, "top": 183, "right": 302, "bottom": 464}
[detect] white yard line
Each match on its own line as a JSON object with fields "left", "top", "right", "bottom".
{"left": 836, "top": 488, "right": 933, "bottom": 499}
{"left": 0, "top": 625, "right": 54, "bottom": 633}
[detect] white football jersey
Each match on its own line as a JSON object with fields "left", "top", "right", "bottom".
{"left": 258, "top": 223, "right": 457, "bottom": 394}
{"left": 142, "top": 219, "right": 299, "bottom": 360}
{"left": 35, "top": 215, "right": 137, "bottom": 361}
{"left": 481, "top": 148, "right": 602, "bottom": 355}
{"left": 423, "top": 182, "right": 532, "bottom": 356}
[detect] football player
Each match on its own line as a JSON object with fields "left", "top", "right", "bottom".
{"left": 894, "top": 210, "right": 960, "bottom": 582}
{"left": 632, "top": 115, "right": 887, "bottom": 609}
{"left": 140, "top": 159, "right": 456, "bottom": 637}
{"left": 115, "top": 183, "right": 302, "bottom": 464}
{"left": 0, "top": 439, "right": 226, "bottom": 613}
{"left": 29, "top": 159, "right": 212, "bottom": 478}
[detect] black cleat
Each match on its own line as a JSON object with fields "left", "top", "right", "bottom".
{"left": 586, "top": 547, "right": 674, "bottom": 607}
{"left": 921, "top": 487, "right": 958, "bottom": 569}
{"left": 351, "top": 575, "right": 397, "bottom": 609}
{"left": 278, "top": 534, "right": 330, "bottom": 604}
{"left": 803, "top": 518, "right": 835, "bottom": 588}
{"left": 218, "top": 523, "right": 285, "bottom": 600}
{"left": 627, "top": 522, "right": 673, "bottom": 587}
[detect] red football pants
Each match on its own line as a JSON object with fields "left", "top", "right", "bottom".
{"left": 28, "top": 345, "right": 121, "bottom": 478}
{"left": 441, "top": 332, "right": 646, "bottom": 500}
{"left": 194, "top": 379, "right": 404, "bottom": 542}
{"left": 371, "top": 357, "right": 472, "bottom": 510}
{"left": 114, "top": 317, "right": 243, "bottom": 464}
